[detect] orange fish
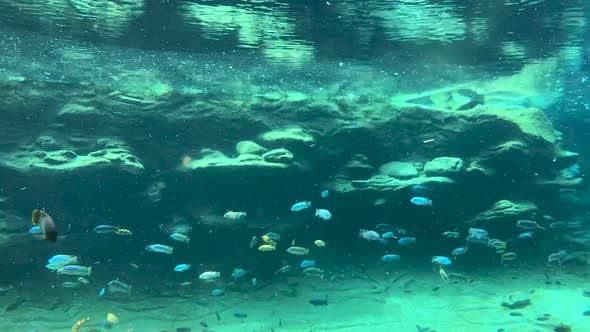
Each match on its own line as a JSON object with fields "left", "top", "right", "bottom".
{"left": 32, "top": 209, "right": 58, "bottom": 242}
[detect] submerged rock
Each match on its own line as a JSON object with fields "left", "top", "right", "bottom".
{"left": 235, "top": 140, "right": 267, "bottom": 155}
{"left": 424, "top": 157, "right": 463, "bottom": 177}
{"left": 344, "top": 154, "right": 374, "bottom": 179}
{"left": 378, "top": 161, "right": 418, "bottom": 179}
{"left": 182, "top": 148, "right": 293, "bottom": 172}
{"left": 259, "top": 126, "right": 314, "bottom": 148}
{"left": 468, "top": 200, "right": 538, "bottom": 227}
{"left": 0, "top": 138, "right": 144, "bottom": 175}
{"left": 262, "top": 148, "right": 294, "bottom": 164}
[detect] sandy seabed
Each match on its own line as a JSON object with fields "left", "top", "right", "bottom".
{"left": 1, "top": 266, "right": 588, "bottom": 332}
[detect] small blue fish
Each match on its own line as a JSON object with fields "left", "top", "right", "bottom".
{"left": 442, "top": 231, "right": 460, "bottom": 238}
{"left": 99, "top": 287, "right": 106, "bottom": 297}
{"left": 381, "top": 232, "right": 396, "bottom": 239}
{"left": 29, "top": 226, "right": 42, "bottom": 235}
{"left": 374, "top": 198, "right": 387, "bottom": 206}
{"left": 145, "top": 244, "right": 174, "bottom": 254}
{"left": 58, "top": 265, "right": 92, "bottom": 276}
{"left": 48, "top": 255, "right": 78, "bottom": 265}
{"left": 410, "top": 197, "right": 432, "bottom": 206}
{"left": 411, "top": 185, "right": 431, "bottom": 195}
{"left": 432, "top": 256, "right": 452, "bottom": 265}
{"left": 264, "top": 232, "right": 281, "bottom": 241}
{"left": 517, "top": 232, "right": 533, "bottom": 239}
{"left": 61, "top": 282, "right": 81, "bottom": 288}
{"left": 93, "top": 225, "right": 119, "bottom": 234}
{"left": 451, "top": 246, "right": 468, "bottom": 256}
{"left": 107, "top": 280, "right": 132, "bottom": 294}
{"left": 231, "top": 268, "right": 247, "bottom": 280}
{"left": 291, "top": 201, "right": 312, "bottom": 212}
{"left": 276, "top": 265, "right": 293, "bottom": 274}
{"left": 174, "top": 264, "right": 191, "bottom": 272}
{"left": 170, "top": 233, "right": 190, "bottom": 243}
{"left": 45, "top": 263, "right": 63, "bottom": 271}
{"left": 381, "top": 254, "right": 401, "bottom": 262}
{"left": 315, "top": 209, "right": 332, "bottom": 220}
{"left": 251, "top": 278, "right": 257, "bottom": 287}
{"left": 300, "top": 260, "right": 316, "bottom": 268}
{"left": 211, "top": 289, "right": 224, "bottom": 296}
{"left": 321, "top": 190, "right": 329, "bottom": 198}
{"left": 233, "top": 312, "right": 248, "bottom": 319}
{"left": 398, "top": 237, "right": 416, "bottom": 245}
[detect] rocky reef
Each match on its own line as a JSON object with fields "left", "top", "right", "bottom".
{"left": 0, "top": 35, "right": 586, "bottom": 270}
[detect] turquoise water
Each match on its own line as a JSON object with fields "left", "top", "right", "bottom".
{"left": 0, "top": 1, "right": 589, "bottom": 331}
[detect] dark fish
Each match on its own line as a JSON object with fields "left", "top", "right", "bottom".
{"left": 5, "top": 298, "right": 26, "bottom": 312}
{"left": 583, "top": 309, "right": 590, "bottom": 316}
{"left": 200, "top": 321, "right": 208, "bottom": 327}
{"left": 48, "top": 300, "right": 64, "bottom": 311}
{"left": 215, "top": 312, "right": 221, "bottom": 321}
{"left": 32, "top": 209, "right": 57, "bottom": 242}
{"left": 176, "top": 328, "right": 191, "bottom": 332}
{"left": 502, "top": 298, "right": 531, "bottom": 309}
{"left": 309, "top": 295, "right": 328, "bottom": 306}
{"left": 509, "top": 312, "right": 523, "bottom": 316}
{"left": 554, "top": 324, "right": 572, "bottom": 332}
{"left": 234, "top": 312, "right": 247, "bottom": 318}
{"left": 416, "top": 325, "right": 431, "bottom": 332}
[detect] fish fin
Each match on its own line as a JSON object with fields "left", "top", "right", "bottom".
{"left": 87, "top": 266, "right": 92, "bottom": 276}
{"left": 44, "top": 228, "right": 58, "bottom": 242}
{"left": 32, "top": 209, "right": 40, "bottom": 225}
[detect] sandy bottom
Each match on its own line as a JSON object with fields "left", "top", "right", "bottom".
{"left": 1, "top": 266, "right": 588, "bottom": 332}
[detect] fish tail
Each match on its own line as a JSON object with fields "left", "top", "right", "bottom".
{"left": 32, "top": 209, "right": 40, "bottom": 225}
{"left": 305, "top": 248, "right": 309, "bottom": 255}
{"left": 87, "top": 267, "right": 92, "bottom": 276}
{"left": 168, "top": 247, "right": 174, "bottom": 254}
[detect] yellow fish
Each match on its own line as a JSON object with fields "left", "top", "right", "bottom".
{"left": 261, "top": 235, "right": 276, "bottom": 245}
{"left": 106, "top": 313, "right": 119, "bottom": 325}
{"left": 71, "top": 317, "right": 90, "bottom": 332}
{"left": 258, "top": 244, "right": 276, "bottom": 251}
{"left": 314, "top": 240, "right": 326, "bottom": 247}
{"left": 115, "top": 228, "right": 133, "bottom": 236}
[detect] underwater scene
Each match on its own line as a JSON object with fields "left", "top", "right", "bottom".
{"left": 0, "top": 0, "right": 590, "bottom": 331}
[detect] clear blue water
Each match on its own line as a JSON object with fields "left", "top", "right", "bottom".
{"left": 0, "top": 1, "right": 589, "bottom": 331}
